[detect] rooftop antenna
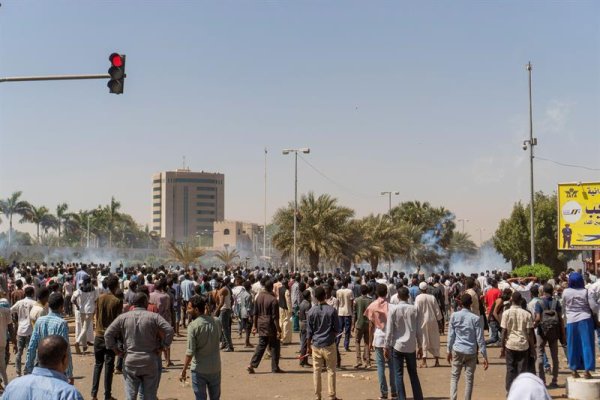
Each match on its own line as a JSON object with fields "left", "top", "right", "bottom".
{"left": 182, "top": 155, "right": 187, "bottom": 170}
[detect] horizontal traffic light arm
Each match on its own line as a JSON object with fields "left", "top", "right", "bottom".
{"left": 0, "top": 74, "right": 110, "bottom": 83}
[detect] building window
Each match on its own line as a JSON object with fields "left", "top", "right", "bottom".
{"left": 175, "top": 178, "right": 218, "bottom": 184}
{"left": 153, "top": 186, "right": 161, "bottom": 192}
{"left": 223, "top": 229, "right": 230, "bottom": 235}
{"left": 153, "top": 194, "right": 161, "bottom": 199}
{"left": 196, "top": 218, "right": 215, "bottom": 222}
{"left": 183, "top": 186, "right": 189, "bottom": 237}
{"left": 237, "top": 229, "right": 241, "bottom": 235}
{"left": 196, "top": 194, "right": 215, "bottom": 199}
{"left": 153, "top": 218, "right": 161, "bottom": 222}
{"left": 196, "top": 210, "right": 215, "bottom": 215}
{"left": 197, "top": 187, "right": 217, "bottom": 192}
{"left": 153, "top": 179, "right": 161, "bottom": 184}
{"left": 196, "top": 202, "right": 215, "bottom": 207}
{"left": 153, "top": 211, "right": 160, "bottom": 215}
{"left": 153, "top": 202, "right": 161, "bottom": 207}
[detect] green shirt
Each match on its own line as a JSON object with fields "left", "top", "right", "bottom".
{"left": 354, "top": 295, "right": 373, "bottom": 328}
{"left": 186, "top": 315, "right": 222, "bottom": 374}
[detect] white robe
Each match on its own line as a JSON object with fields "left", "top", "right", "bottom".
{"left": 414, "top": 293, "right": 442, "bottom": 357}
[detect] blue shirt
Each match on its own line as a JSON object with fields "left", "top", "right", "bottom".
{"left": 409, "top": 286, "right": 420, "bottom": 303}
{"left": 447, "top": 308, "right": 487, "bottom": 358}
{"left": 74, "top": 270, "right": 89, "bottom": 290}
{"left": 307, "top": 303, "right": 340, "bottom": 348}
{"left": 181, "top": 280, "right": 196, "bottom": 301}
{"left": 2, "top": 367, "right": 83, "bottom": 400}
{"left": 25, "top": 312, "right": 73, "bottom": 378}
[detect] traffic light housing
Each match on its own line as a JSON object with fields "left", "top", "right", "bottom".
{"left": 107, "top": 53, "right": 126, "bottom": 94}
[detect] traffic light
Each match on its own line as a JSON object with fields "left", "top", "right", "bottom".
{"left": 107, "top": 53, "right": 126, "bottom": 94}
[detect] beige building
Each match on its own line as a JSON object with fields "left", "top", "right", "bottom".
{"left": 213, "top": 220, "right": 260, "bottom": 252}
{"left": 152, "top": 169, "right": 224, "bottom": 242}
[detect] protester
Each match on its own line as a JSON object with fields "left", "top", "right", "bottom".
{"left": 181, "top": 295, "right": 222, "bottom": 400}
{"left": 414, "top": 281, "right": 443, "bottom": 368}
{"left": 500, "top": 291, "right": 535, "bottom": 392}
{"left": 298, "top": 289, "right": 312, "bottom": 367}
{"left": 10, "top": 286, "right": 36, "bottom": 376}
{"left": 447, "top": 293, "right": 488, "bottom": 400}
{"left": 365, "top": 284, "right": 396, "bottom": 400}
{"left": 336, "top": 278, "right": 353, "bottom": 352}
{"left": 352, "top": 285, "right": 372, "bottom": 369}
{"left": 307, "top": 285, "right": 341, "bottom": 400}
{"left": 384, "top": 287, "right": 424, "bottom": 400}
{"left": 562, "top": 271, "right": 596, "bottom": 379}
{"left": 247, "top": 279, "right": 283, "bottom": 374}
{"left": 506, "top": 372, "right": 552, "bottom": 400}
{"left": 2, "top": 335, "right": 83, "bottom": 400}
{"left": 105, "top": 292, "right": 174, "bottom": 400}
{"left": 72, "top": 276, "right": 98, "bottom": 354}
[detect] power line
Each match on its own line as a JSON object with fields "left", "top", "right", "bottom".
{"left": 297, "top": 154, "right": 378, "bottom": 199}
{"left": 536, "top": 156, "right": 600, "bottom": 171}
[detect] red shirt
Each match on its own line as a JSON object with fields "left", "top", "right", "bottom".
{"left": 484, "top": 287, "right": 501, "bottom": 315}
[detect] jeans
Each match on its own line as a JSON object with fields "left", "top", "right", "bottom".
{"left": 505, "top": 348, "right": 530, "bottom": 392}
{"left": 391, "top": 349, "right": 423, "bottom": 400}
{"left": 312, "top": 343, "right": 337, "bottom": 400}
{"left": 537, "top": 336, "right": 559, "bottom": 384}
{"left": 337, "top": 316, "right": 352, "bottom": 350}
{"left": 354, "top": 325, "right": 370, "bottom": 366}
{"left": 485, "top": 320, "right": 500, "bottom": 345}
{"left": 0, "top": 345, "right": 7, "bottom": 386}
{"left": 219, "top": 309, "right": 233, "bottom": 350}
{"left": 91, "top": 336, "right": 115, "bottom": 400}
{"left": 450, "top": 351, "right": 477, "bottom": 400}
{"left": 15, "top": 335, "right": 30, "bottom": 375}
{"left": 250, "top": 336, "right": 280, "bottom": 371}
{"left": 191, "top": 371, "right": 221, "bottom": 400}
{"left": 123, "top": 357, "right": 160, "bottom": 400}
{"left": 375, "top": 347, "right": 397, "bottom": 397}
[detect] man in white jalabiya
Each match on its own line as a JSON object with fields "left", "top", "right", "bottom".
{"left": 414, "top": 281, "right": 443, "bottom": 367}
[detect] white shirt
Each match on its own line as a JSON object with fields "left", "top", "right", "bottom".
{"left": 10, "top": 297, "right": 36, "bottom": 337}
{"left": 336, "top": 288, "right": 353, "bottom": 317}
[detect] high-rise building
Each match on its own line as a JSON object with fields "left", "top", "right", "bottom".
{"left": 152, "top": 169, "right": 224, "bottom": 242}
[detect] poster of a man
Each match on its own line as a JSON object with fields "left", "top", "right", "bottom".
{"left": 562, "top": 224, "right": 572, "bottom": 248}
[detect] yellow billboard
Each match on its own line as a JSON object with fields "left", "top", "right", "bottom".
{"left": 558, "top": 182, "right": 600, "bottom": 250}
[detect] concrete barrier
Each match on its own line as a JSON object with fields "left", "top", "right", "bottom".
{"left": 567, "top": 375, "right": 600, "bottom": 400}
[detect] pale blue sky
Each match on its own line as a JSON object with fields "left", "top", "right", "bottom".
{"left": 1, "top": 1, "right": 599, "bottom": 243}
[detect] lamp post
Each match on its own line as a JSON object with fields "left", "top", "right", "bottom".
{"left": 380, "top": 191, "right": 400, "bottom": 213}
{"left": 478, "top": 227, "right": 486, "bottom": 246}
{"left": 457, "top": 218, "right": 469, "bottom": 233}
{"left": 522, "top": 61, "right": 537, "bottom": 266}
{"left": 282, "top": 147, "right": 310, "bottom": 273}
{"left": 86, "top": 214, "right": 91, "bottom": 248}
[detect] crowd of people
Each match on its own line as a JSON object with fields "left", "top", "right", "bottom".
{"left": 0, "top": 260, "right": 597, "bottom": 399}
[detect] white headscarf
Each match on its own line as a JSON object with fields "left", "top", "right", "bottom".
{"left": 507, "top": 373, "right": 551, "bottom": 400}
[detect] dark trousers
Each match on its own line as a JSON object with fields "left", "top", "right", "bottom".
{"left": 299, "top": 322, "right": 308, "bottom": 364}
{"left": 91, "top": 336, "right": 116, "bottom": 400}
{"left": 486, "top": 320, "right": 501, "bottom": 345}
{"left": 337, "top": 316, "right": 352, "bottom": 350}
{"left": 250, "top": 336, "right": 280, "bottom": 371}
{"left": 392, "top": 349, "right": 423, "bottom": 400}
{"left": 219, "top": 309, "right": 233, "bottom": 351}
{"left": 505, "top": 348, "right": 529, "bottom": 392}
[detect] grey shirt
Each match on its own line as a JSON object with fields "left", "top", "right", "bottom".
{"left": 307, "top": 303, "right": 340, "bottom": 348}
{"left": 105, "top": 307, "right": 174, "bottom": 372}
{"left": 384, "top": 301, "right": 422, "bottom": 354}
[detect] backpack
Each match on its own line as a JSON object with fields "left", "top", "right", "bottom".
{"left": 539, "top": 299, "right": 560, "bottom": 341}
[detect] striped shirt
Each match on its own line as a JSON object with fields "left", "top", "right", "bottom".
{"left": 25, "top": 311, "right": 72, "bottom": 378}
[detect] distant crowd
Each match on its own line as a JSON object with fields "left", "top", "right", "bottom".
{"left": 0, "top": 260, "right": 598, "bottom": 400}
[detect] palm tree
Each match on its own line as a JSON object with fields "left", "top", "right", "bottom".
{"left": 358, "top": 214, "right": 406, "bottom": 272}
{"left": 55, "top": 203, "right": 70, "bottom": 246}
{"left": 24, "top": 205, "right": 55, "bottom": 243}
{"left": 167, "top": 241, "right": 206, "bottom": 267}
{"left": 334, "top": 219, "right": 365, "bottom": 272}
{"left": 106, "top": 197, "right": 122, "bottom": 247}
{"left": 0, "top": 191, "right": 32, "bottom": 245}
{"left": 272, "top": 192, "right": 354, "bottom": 271}
{"left": 215, "top": 247, "right": 240, "bottom": 267}
{"left": 449, "top": 231, "right": 478, "bottom": 256}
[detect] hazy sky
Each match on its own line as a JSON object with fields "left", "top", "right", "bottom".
{"left": 1, "top": 1, "right": 599, "bottom": 243}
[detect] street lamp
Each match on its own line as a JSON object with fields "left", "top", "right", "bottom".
{"left": 457, "top": 218, "right": 470, "bottom": 233}
{"left": 87, "top": 214, "right": 91, "bottom": 248}
{"left": 478, "top": 228, "right": 486, "bottom": 246}
{"left": 380, "top": 191, "right": 400, "bottom": 213}
{"left": 523, "top": 61, "right": 537, "bottom": 266}
{"left": 282, "top": 147, "right": 310, "bottom": 272}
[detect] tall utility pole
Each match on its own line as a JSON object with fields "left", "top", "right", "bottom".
{"left": 523, "top": 62, "right": 537, "bottom": 266}
{"left": 263, "top": 148, "right": 267, "bottom": 266}
{"left": 457, "top": 218, "right": 470, "bottom": 234}
{"left": 380, "top": 191, "right": 400, "bottom": 212}
{"left": 283, "top": 148, "right": 310, "bottom": 273}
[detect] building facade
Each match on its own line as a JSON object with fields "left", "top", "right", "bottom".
{"left": 152, "top": 169, "right": 224, "bottom": 242}
{"left": 213, "top": 220, "right": 260, "bottom": 253}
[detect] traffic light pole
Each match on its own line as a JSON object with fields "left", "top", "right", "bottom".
{"left": 0, "top": 74, "right": 110, "bottom": 83}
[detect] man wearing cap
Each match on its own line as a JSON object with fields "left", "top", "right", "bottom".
{"left": 414, "top": 281, "right": 443, "bottom": 368}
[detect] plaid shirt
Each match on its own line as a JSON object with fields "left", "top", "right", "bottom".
{"left": 25, "top": 311, "right": 72, "bottom": 378}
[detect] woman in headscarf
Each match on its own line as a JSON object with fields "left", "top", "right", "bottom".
{"left": 506, "top": 372, "right": 551, "bottom": 400}
{"left": 562, "top": 272, "right": 596, "bottom": 378}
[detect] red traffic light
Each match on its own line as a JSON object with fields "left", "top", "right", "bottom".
{"left": 109, "top": 53, "right": 124, "bottom": 67}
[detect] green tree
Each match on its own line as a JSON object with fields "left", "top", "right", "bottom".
{"left": 335, "top": 220, "right": 365, "bottom": 272}
{"left": 493, "top": 192, "right": 575, "bottom": 274}
{"left": 215, "top": 247, "right": 240, "bottom": 267}
{"left": 55, "top": 203, "right": 70, "bottom": 246}
{"left": 357, "top": 214, "right": 404, "bottom": 272}
{"left": 449, "top": 231, "right": 478, "bottom": 256}
{"left": 106, "top": 197, "right": 122, "bottom": 247}
{"left": 0, "top": 191, "right": 32, "bottom": 245}
{"left": 272, "top": 192, "right": 354, "bottom": 271}
{"left": 167, "top": 241, "right": 206, "bottom": 267}
{"left": 24, "top": 205, "right": 56, "bottom": 243}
